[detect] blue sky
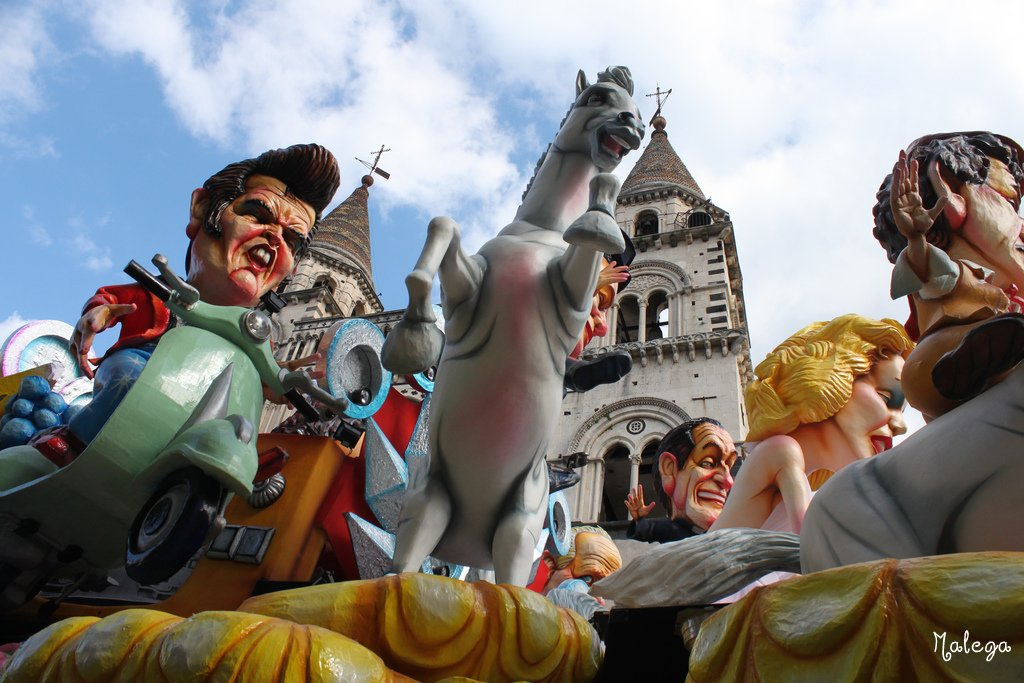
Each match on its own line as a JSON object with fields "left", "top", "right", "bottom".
{"left": 5, "top": 0, "right": 1024, "bottom": 437}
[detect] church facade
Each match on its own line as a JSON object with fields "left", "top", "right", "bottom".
{"left": 549, "top": 114, "right": 752, "bottom": 525}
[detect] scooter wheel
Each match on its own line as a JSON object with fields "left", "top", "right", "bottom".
{"left": 125, "top": 467, "right": 221, "bottom": 586}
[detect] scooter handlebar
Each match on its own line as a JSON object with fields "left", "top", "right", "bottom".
{"left": 124, "top": 260, "right": 172, "bottom": 302}
{"left": 279, "top": 369, "right": 350, "bottom": 417}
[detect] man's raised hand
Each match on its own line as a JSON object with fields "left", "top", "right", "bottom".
{"left": 69, "top": 303, "right": 136, "bottom": 379}
{"left": 625, "top": 484, "right": 656, "bottom": 521}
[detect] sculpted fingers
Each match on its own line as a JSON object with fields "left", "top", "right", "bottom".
{"left": 279, "top": 352, "right": 321, "bottom": 372}
{"left": 106, "top": 303, "right": 138, "bottom": 321}
{"left": 69, "top": 324, "right": 96, "bottom": 379}
{"left": 598, "top": 263, "right": 630, "bottom": 289}
{"left": 71, "top": 303, "right": 137, "bottom": 379}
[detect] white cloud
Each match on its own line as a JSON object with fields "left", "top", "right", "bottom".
{"left": 0, "top": 4, "right": 60, "bottom": 157}
{"left": 0, "top": 131, "right": 58, "bottom": 158}
{"left": 29, "top": 226, "right": 52, "bottom": 247}
{"left": 84, "top": 254, "right": 114, "bottom": 272}
{"left": 0, "top": 312, "right": 28, "bottom": 348}
{"left": 71, "top": 233, "right": 114, "bottom": 272}
{"left": 0, "top": 5, "right": 52, "bottom": 123}
{"left": 23, "top": 205, "right": 54, "bottom": 247}
{"left": 80, "top": 0, "right": 526, "bottom": 251}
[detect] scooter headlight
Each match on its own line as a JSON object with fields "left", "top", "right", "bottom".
{"left": 241, "top": 309, "right": 273, "bottom": 342}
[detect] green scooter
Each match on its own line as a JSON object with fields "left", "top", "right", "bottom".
{"left": 0, "top": 254, "right": 347, "bottom": 609}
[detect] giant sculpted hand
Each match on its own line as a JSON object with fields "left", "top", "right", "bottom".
{"left": 69, "top": 303, "right": 137, "bottom": 379}
{"left": 891, "top": 151, "right": 951, "bottom": 281}
{"left": 891, "top": 151, "right": 949, "bottom": 241}
{"left": 597, "top": 262, "right": 629, "bottom": 290}
{"left": 625, "top": 484, "right": 656, "bottom": 521}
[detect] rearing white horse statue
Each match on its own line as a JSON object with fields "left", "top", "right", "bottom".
{"left": 382, "top": 66, "right": 644, "bottom": 585}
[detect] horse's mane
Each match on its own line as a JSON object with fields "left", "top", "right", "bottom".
{"left": 521, "top": 66, "right": 634, "bottom": 201}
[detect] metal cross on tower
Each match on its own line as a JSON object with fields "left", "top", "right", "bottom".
{"left": 645, "top": 84, "right": 672, "bottom": 121}
{"left": 356, "top": 144, "right": 392, "bottom": 180}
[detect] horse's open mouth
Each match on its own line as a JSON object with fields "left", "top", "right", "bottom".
{"left": 600, "top": 133, "right": 628, "bottom": 159}
{"left": 599, "top": 124, "right": 642, "bottom": 160}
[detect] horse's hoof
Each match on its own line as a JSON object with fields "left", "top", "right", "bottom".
{"left": 381, "top": 318, "right": 445, "bottom": 375}
{"left": 405, "top": 270, "right": 437, "bottom": 322}
{"left": 564, "top": 211, "right": 626, "bottom": 253}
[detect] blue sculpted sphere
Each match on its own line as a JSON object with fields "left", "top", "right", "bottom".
{"left": 37, "top": 391, "right": 67, "bottom": 416}
{"left": 17, "top": 375, "right": 51, "bottom": 401}
{"left": 31, "top": 408, "right": 61, "bottom": 430}
{"left": 62, "top": 403, "right": 83, "bottom": 426}
{"left": 0, "top": 417, "right": 36, "bottom": 448}
{"left": 9, "top": 398, "right": 34, "bottom": 419}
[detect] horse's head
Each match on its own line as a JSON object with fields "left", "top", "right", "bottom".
{"left": 555, "top": 66, "right": 645, "bottom": 172}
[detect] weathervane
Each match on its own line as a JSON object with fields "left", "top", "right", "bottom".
{"left": 645, "top": 83, "right": 672, "bottom": 122}
{"left": 356, "top": 144, "right": 392, "bottom": 180}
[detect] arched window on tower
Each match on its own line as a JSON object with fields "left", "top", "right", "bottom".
{"left": 600, "top": 444, "right": 631, "bottom": 522}
{"left": 646, "top": 291, "right": 670, "bottom": 341}
{"left": 616, "top": 296, "right": 640, "bottom": 343}
{"left": 635, "top": 210, "right": 659, "bottom": 236}
{"left": 313, "top": 274, "right": 337, "bottom": 294}
{"left": 688, "top": 211, "right": 712, "bottom": 228}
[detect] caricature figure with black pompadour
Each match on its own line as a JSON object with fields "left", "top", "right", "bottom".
{"left": 48, "top": 144, "right": 342, "bottom": 461}
{"left": 0, "top": 146, "right": 347, "bottom": 607}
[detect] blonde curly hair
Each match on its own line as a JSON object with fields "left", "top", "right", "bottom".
{"left": 745, "top": 314, "right": 914, "bottom": 441}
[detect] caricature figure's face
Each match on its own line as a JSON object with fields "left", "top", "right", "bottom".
{"left": 956, "top": 158, "right": 1024, "bottom": 290}
{"left": 540, "top": 531, "right": 621, "bottom": 595}
{"left": 660, "top": 422, "right": 738, "bottom": 531}
{"left": 584, "top": 278, "right": 618, "bottom": 343}
{"left": 831, "top": 354, "right": 907, "bottom": 459}
{"left": 571, "top": 260, "right": 620, "bottom": 359}
{"left": 187, "top": 174, "right": 316, "bottom": 307}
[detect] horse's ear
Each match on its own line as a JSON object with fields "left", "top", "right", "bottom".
{"left": 575, "top": 69, "right": 590, "bottom": 97}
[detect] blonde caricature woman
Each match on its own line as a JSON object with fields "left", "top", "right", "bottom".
{"left": 711, "top": 314, "right": 914, "bottom": 534}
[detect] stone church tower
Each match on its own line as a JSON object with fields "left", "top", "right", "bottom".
{"left": 550, "top": 114, "right": 753, "bottom": 524}
{"left": 260, "top": 175, "right": 384, "bottom": 430}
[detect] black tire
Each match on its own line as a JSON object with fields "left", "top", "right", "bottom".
{"left": 125, "top": 467, "right": 221, "bottom": 585}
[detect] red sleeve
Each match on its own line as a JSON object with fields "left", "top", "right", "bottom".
{"left": 84, "top": 284, "right": 171, "bottom": 359}
{"left": 82, "top": 285, "right": 124, "bottom": 314}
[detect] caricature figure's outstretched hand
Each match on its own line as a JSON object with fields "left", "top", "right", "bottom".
{"left": 625, "top": 484, "right": 656, "bottom": 521}
{"left": 597, "top": 262, "right": 629, "bottom": 290}
{"left": 891, "top": 150, "right": 949, "bottom": 241}
{"left": 69, "top": 303, "right": 137, "bottom": 379}
{"left": 279, "top": 352, "right": 324, "bottom": 380}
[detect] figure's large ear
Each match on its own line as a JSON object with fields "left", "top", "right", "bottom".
{"left": 186, "top": 187, "right": 210, "bottom": 240}
{"left": 658, "top": 451, "right": 678, "bottom": 493}
{"left": 926, "top": 160, "right": 968, "bottom": 231}
{"left": 576, "top": 69, "right": 590, "bottom": 97}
